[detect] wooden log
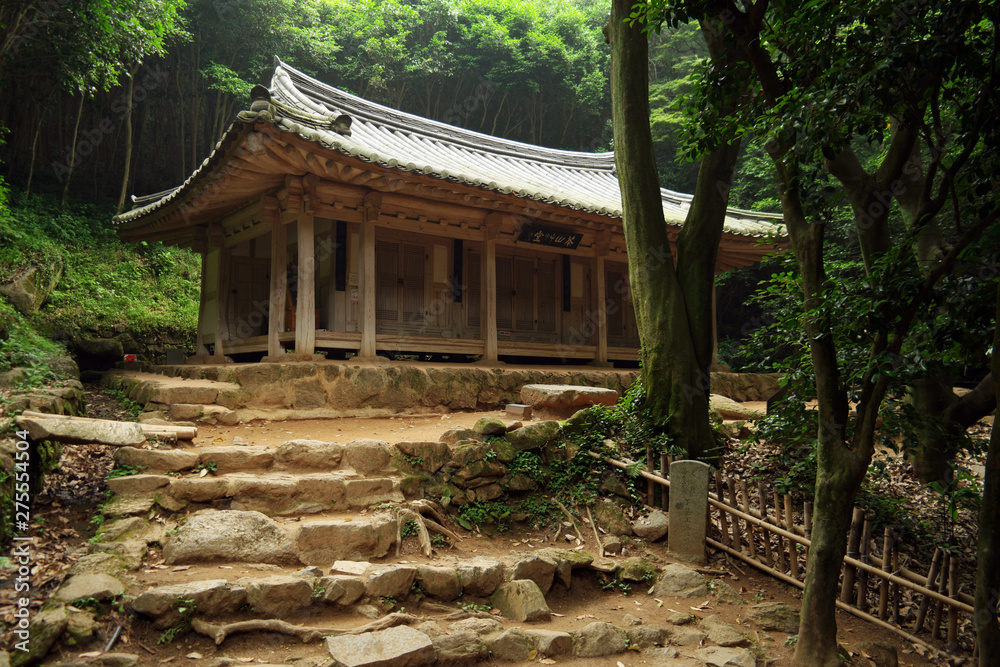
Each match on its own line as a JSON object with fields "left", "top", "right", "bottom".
{"left": 784, "top": 494, "right": 798, "bottom": 579}
{"left": 758, "top": 480, "right": 772, "bottom": 567}
{"left": 20, "top": 411, "right": 197, "bottom": 439}
{"left": 856, "top": 514, "right": 873, "bottom": 612}
{"left": 947, "top": 555, "right": 958, "bottom": 650}
{"left": 841, "top": 507, "right": 865, "bottom": 604}
{"left": 803, "top": 501, "right": 812, "bottom": 540}
{"left": 914, "top": 548, "right": 943, "bottom": 632}
{"left": 741, "top": 480, "right": 756, "bottom": 560}
{"left": 879, "top": 527, "right": 892, "bottom": 620}
{"left": 716, "top": 470, "right": 729, "bottom": 546}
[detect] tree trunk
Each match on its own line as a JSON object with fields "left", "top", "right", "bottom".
{"left": 975, "top": 283, "right": 1000, "bottom": 666}
{"left": 116, "top": 66, "right": 139, "bottom": 214}
{"left": 607, "top": 2, "right": 742, "bottom": 460}
{"left": 61, "top": 92, "right": 86, "bottom": 207}
{"left": 25, "top": 95, "right": 49, "bottom": 200}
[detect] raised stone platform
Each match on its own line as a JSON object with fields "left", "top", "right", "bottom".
{"left": 103, "top": 362, "right": 777, "bottom": 422}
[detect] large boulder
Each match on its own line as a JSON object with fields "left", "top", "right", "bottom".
{"left": 1, "top": 259, "right": 63, "bottom": 315}
{"left": 431, "top": 631, "right": 489, "bottom": 665}
{"left": 456, "top": 558, "right": 504, "bottom": 597}
{"left": 651, "top": 563, "right": 709, "bottom": 598}
{"left": 633, "top": 509, "right": 669, "bottom": 541}
{"left": 745, "top": 601, "right": 800, "bottom": 633}
{"left": 700, "top": 616, "right": 748, "bottom": 647}
{"left": 520, "top": 384, "right": 618, "bottom": 416}
{"left": 162, "top": 510, "right": 298, "bottom": 565}
{"left": 592, "top": 498, "right": 633, "bottom": 536}
{"left": 275, "top": 439, "right": 344, "bottom": 469}
{"left": 132, "top": 580, "right": 247, "bottom": 629}
{"left": 52, "top": 573, "right": 124, "bottom": 603}
{"left": 691, "top": 646, "right": 757, "bottom": 667}
{"left": 343, "top": 439, "right": 393, "bottom": 475}
{"left": 244, "top": 575, "right": 314, "bottom": 616}
{"left": 9, "top": 606, "right": 68, "bottom": 667}
{"left": 490, "top": 580, "right": 551, "bottom": 622}
{"left": 571, "top": 622, "right": 628, "bottom": 657}
{"left": 325, "top": 626, "right": 434, "bottom": 667}
{"left": 296, "top": 513, "right": 396, "bottom": 565}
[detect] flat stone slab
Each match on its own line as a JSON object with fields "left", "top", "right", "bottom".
{"left": 519, "top": 384, "right": 618, "bottom": 415}
{"left": 16, "top": 417, "right": 145, "bottom": 446}
{"left": 326, "top": 625, "right": 434, "bottom": 667}
{"left": 709, "top": 394, "right": 764, "bottom": 420}
{"left": 52, "top": 573, "right": 124, "bottom": 603}
{"left": 162, "top": 510, "right": 298, "bottom": 565}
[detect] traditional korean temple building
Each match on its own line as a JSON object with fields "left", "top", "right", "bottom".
{"left": 113, "top": 59, "right": 782, "bottom": 365}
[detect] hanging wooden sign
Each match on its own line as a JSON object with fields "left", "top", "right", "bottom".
{"left": 518, "top": 224, "right": 583, "bottom": 250}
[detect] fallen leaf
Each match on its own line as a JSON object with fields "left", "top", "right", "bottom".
{"left": 172, "top": 566, "right": 191, "bottom": 572}
{"left": 78, "top": 652, "right": 102, "bottom": 658}
{"left": 540, "top": 660, "right": 556, "bottom": 665}
{"left": 199, "top": 469, "right": 208, "bottom": 477}
{"left": 527, "top": 650, "right": 537, "bottom": 660}
{"left": 618, "top": 662, "right": 626, "bottom": 667}
{"left": 186, "top": 652, "right": 203, "bottom": 660}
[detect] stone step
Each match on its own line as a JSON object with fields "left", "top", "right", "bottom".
{"left": 104, "top": 470, "right": 403, "bottom": 516}
{"left": 120, "top": 554, "right": 761, "bottom": 666}
{"left": 132, "top": 548, "right": 599, "bottom": 626}
{"left": 113, "top": 438, "right": 402, "bottom": 475}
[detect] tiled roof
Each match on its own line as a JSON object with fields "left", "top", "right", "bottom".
{"left": 115, "top": 59, "right": 784, "bottom": 239}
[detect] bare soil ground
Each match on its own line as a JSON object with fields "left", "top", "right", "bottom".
{"left": 0, "top": 385, "right": 956, "bottom": 666}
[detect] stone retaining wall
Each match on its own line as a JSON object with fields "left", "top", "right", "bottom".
{"left": 105, "top": 363, "right": 778, "bottom": 420}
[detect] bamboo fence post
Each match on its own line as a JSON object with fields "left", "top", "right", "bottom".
{"left": 914, "top": 547, "right": 943, "bottom": 632}
{"left": 802, "top": 500, "right": 811, "bottom": 562}
{"left": 784, "top": 494, "right": 798, "bottom": 579}
{"left": 716, "top": 470, "right": 729, "bottom": 546}
{"left": 841, "top": 507, "right": 865, "bottom": 604}
{"left": 758, "top": 481, "right": 773, "bottom": 566}
{"left": 947, "top": 555, "right": 958, "bottom": 651}
{"left": 741, "top": 480, "right": 756, "bottom": 560}
{"left": 879, "top": 527, "right": 892, "bottom": 619}
{"left": 931, "top": 553, "right": 949, "bottom": 640}
{"left": 660, "top": 452, "right": 669, "bottom": 511}
{"left": 646, "top": 446, "right": 655, "bottom": 506}
{"left": 856, "top": 514, "right": 873, "bottom": 612}
{"left": 773, "top": 491, "right": 786, "bottom": 572}
{"left": 727, "top": 480, "right": 741, "bottom": 551}
{"left": 891, "top": 537, "right": 900, "bottom": 624}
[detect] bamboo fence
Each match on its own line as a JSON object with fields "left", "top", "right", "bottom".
{"left": 591, "top": 449, "right": 975, "bottom": 656}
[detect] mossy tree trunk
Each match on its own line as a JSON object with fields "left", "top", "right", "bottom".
{"left": 975, "top": 283, "right": 1000, "bottom": 665}
{"left": 606, "top": 0, "right": 742, "bottom": 460}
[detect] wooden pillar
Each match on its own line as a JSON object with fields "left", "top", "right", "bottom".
{"left": 360, "top": 192, "right": 381, "bottom": 359}
{"left": 594, "top": 254, "right": 609, "bottom": 365}
{"left": 294, "top": 212, "right": 316, "bottom": 356}
{"left": 593, "top": 228, "right": 611, "bottom": 366}
{"left": 482, "top": 214, "right": 500, "bottom": 363}
{"left": 266, "top": 221, "right": 287, "bottom": 359}
{"left": 212, "top": 241, "right": 231, "bottom": 362}
{"left": 195, "top": 248, "right": 210, "bottom": 356}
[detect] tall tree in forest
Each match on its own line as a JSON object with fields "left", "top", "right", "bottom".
{"left": 632, "top": 0, "right": 999, "bottom": 663}
{"left": 605, "top": 1, "right": 751, "bottom": 459}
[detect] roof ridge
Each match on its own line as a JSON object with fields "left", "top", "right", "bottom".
{"left": 272, "top": 58, "right": 618, "bottom": 171}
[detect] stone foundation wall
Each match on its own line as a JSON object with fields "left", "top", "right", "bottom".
{"left": 104, "top": 363, "right": 779, "bottom": 420}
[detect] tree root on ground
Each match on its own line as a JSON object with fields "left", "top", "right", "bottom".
{"left": 191, "top": 610, "right": 493, "bottom": 645}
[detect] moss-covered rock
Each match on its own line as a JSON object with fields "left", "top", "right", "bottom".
{"left": 592, "top": 498, "right": 633, "bottom": 536}
{"left": 619, "top": 557, "right": 660, "bottom": 583}
{"left": 506, "top": 420, "right": 561, "bottom": 452}
{"left": 473, "top": 417, "right": 507, "bottom": 436}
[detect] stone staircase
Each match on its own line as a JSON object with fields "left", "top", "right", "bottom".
{"left": 21, "top": 422, "right": 780, "bottom": 667}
